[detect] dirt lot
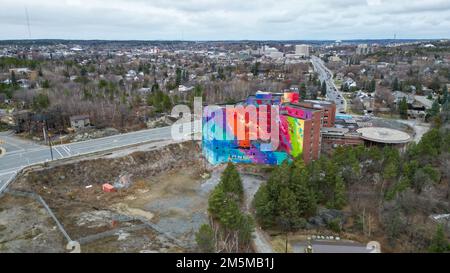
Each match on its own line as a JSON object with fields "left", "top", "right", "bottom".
{"left": 0, "top": 195, "right": 65, "bottom": 253}
{"left": 0, "top": 142, "right": 215, "bottom": 253}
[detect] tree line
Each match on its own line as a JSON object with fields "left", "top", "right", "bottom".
{"left": 253, "top": 155, "right": 345, "bottom": 232}
{"left": 253, "top": 125, "right": 449, "bottom": 251}
{"left": 196, "top": 163, "right": 254, "bottom": 253}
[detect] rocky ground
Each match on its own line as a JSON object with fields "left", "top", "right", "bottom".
{"left": 70, "top": 127, "right": 120, "bottom": 143}
{"left": 0, "top": 195, "right": 65, "bottom": 253}
{"left": 0, "top": 141, "right": 213, "bottom": 253}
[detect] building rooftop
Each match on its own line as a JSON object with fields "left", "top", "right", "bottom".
{"left": 70, "top": 115, "right": 90, "bottom": 121}
{"left": 357, "top": 127, "right": 411, "bottom": 144}
{"left": 304, "top": 99, "right": 334, "bottom": 105}
{"left": 283, "top": 103, "right": 323, "bottom": 112}
{"left": 321, "top": 127, "right": 349, "bottom": 134}
{"left": 414, "top": 95, "right": 433, "bottom": 109}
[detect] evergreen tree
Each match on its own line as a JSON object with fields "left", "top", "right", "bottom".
{"left": 251, "top": 62, "right": 260, "bottom": 76}
{"left": 80, "top": 67, "right": 87, "bottom": 77}
{"left": 300, "top": 83, "right": 307, "bottom": 100}
{"left": 290, "top": 159, "right": 317, "bottom": 217}
{"left": 41, "top": 79, "right": 51, "bottom": 89}
{"left": 427, "top": 100, "right": 440, "bottom": 119}
{"left": 195, "top": 224, "right": 215, "bottom": 252}
{"left": 219, "top": 198, "right": 242, "bottom": 230}
{"left": 253, "top": 184, "right": 275, "bottom": 228}
{"left": 237, "top": 215, "right": 254, "bottom": 246}
{"left": 220, "top": 162, "right": 244, "bottom": 201}
{"left": 217, "top": 67, "right": 226, "bottom": 80}
{"left": 175, "top": 67, "right": 182, "bottom": 86}
{"left": 183, "top": 69, "right": 189, "bottom": 82}
{"left": 383, "top": 161, "right": 399, "bottom": 181}
{"left": 392, "top": 77, "right": 400, "bottom": 91}
{"left": 442, "top": 85, "right": 449, "bottom": 122}
{"left": 429, "top": 224, "right": 449, "bottom": 253}
{"left": 399, "top": 97, "right": 408, "bottom": 119}
{"left": 10, "top": 70, "right": 17, "bottom": 86}
{"left": 151, "top": 82, "right": 160, "bottom": 92}
{"left": 208, "top": 185, "right": 226, "bottom": 217}
{"left": 443, "top": 85, "right": 448, "bottom": 103}
{"left": 370, "top": 78, "right": 376, "bottom": 93}
{"left": 332, "top": 175, "right": 346, "bottom": 209}
{"left": 321, "top": 81, "right": 327, "bottom": 97}
{"left": 161, "top": 94, "right": 172, "bottom": 112}
{"left": 277, "top": 187, "right": 299, "bottom": 231}
{"left": 206, "top": 163, "right": 254, "bottom": 252}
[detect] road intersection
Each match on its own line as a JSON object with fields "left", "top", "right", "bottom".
{"left": 0, "top": 123, "right": 189, "bottom": 193}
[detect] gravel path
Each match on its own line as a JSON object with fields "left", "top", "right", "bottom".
{"left": 241, "top": 174, "right": 274, "bottom": 253}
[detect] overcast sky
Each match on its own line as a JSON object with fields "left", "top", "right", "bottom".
{"left": 0, "top": 0, "right": 449, "bottom": 40}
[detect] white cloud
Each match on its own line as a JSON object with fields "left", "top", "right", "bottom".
{"left": 0, "top": 0, "right": 448, "bottom": 40}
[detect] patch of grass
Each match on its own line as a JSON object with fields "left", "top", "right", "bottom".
{"left": 271, "top": 235, "right": 293, "bottom": 253}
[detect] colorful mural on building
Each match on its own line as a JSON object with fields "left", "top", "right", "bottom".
{"left": 280, "top": 116, "right": 304, "bottom": 158}
{"left": 202, "top": 91, "right": 311, "bottom": 165}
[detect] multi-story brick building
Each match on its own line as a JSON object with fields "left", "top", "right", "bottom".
{"left": 297, "top": 100, "right": 336, "bottom": 128}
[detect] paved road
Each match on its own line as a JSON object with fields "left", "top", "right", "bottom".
{"left": 396, "top": 119, "right": 431, "bottom": 143}
{"left": 0, "top": 122, "right": 199, "bottom": 193}
{"left": 311, "top": 56, "right": 347, "bottom": 113}
{"left": 292, "top": 241, "right": 374, "bottom": 253}
{"left": 0, "top": 131, "right": 43, "bottom": 153}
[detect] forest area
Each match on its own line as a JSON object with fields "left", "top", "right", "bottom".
{"left": 253, "top": 125, "right": 450, "bottom": 252}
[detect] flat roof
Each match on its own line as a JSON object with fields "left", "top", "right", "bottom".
{"left": 70, "top": 115, "right": 90, "bottom": 121}
{"left": 356, "top": 127, "right": 411, "bottom": 144}
{"left": 283, "top": 103, "right": 322, "bottom": 112}
{"left": 322, "top": 127, "right": 349, "bottom": 134}
{"left": 304, "top": 99, "right": 334, "bottom": 105}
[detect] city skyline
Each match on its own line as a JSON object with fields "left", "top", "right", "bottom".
{"left": 0, "top": 0, "right": 449, "bottom": 40}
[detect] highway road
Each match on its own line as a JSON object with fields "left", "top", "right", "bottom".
{"left": 311, "top": 56, "right": 347, "bottom": 113}
{"left": 0, "top": 122, "right": 199, "bottom": 193}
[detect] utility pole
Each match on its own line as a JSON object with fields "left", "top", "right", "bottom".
{"left": 285, "top": 231, "right": 288, "bottom": 253}
{"left": 43, "top": 120, "right": 53, "bottom": 160}
{"left": 362, "top": 208, "right": 366, "bottom": 236}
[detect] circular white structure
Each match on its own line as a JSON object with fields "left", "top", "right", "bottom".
{"left": 357, "top": 127, "right": 411, "bottom": 144}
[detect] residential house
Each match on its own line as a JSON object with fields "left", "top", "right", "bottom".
{"left": 70, "top": 115, "right": 91, "bottom": 130}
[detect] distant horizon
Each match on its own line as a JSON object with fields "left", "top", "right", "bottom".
{"left": 1, "top": 1, "right": 449, "bottom": 41}
{"left": 0, "top": 38, "right": 447, "bottom": 43}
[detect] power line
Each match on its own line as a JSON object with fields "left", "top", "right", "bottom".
{"left": 25, "top": 7, "right": 31, "bottom": 38}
